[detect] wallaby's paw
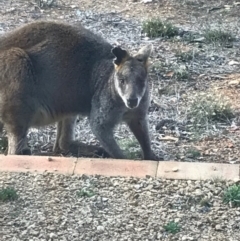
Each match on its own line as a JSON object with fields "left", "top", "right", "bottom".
{"left": 79, "top": 145, "right": 110, "bottom": 158}
{"left": 152, "top": 154, "right": 164, "bottom": 161}
{"left": 93, "top": 146, "right": 111, "bottom": 158}
{"left": 21, "top": 148, "right": 32, "bottom": 155}
{"left": 144, "top": 152, "right": 164, "bottom": 161}
{"left": 60, "top": 141, "right": 110, "bottom": 158}
{"left": 52, "top": 145, "right": 62, "bottom": 154}
{"left": 5, "top": 147, "right": 31, "bottom": 155}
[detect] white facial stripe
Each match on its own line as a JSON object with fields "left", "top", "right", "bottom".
{"left": 115, "top": 75, "right": 146, "bottom": 109}
{"left": 115, "top": 80, "right": 127, "bottom": 106}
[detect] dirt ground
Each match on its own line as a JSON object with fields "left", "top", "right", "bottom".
{"left": 0, "top": 0, "right": 240, "bottom": 164}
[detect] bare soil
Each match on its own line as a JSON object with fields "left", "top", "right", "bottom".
{"left": 0, "top": 0, "right": 240, "bottom": 164}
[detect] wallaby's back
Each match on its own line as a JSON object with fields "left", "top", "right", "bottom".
{"left": 0, "top": 21, "right": 114, "bottom": 122}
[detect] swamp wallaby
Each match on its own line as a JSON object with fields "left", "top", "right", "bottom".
{"left": 0, "top": 21, "right": 158, "bottom": 160}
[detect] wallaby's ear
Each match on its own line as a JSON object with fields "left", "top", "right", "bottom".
{"left": 112, "top": 47, "right": 129, "bottom": 66}
{"left": 135, "top": 44, "right": 153, "bottom": 64}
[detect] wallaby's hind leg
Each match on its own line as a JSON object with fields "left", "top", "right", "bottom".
{"left": 0, "top": 47, "right": 36, "bottom": 155}
{"left": 5, "top": 124, "right": 30, "bottom": 155}
{"left": 2, "top": 105, "right": 33, "bottom": 155}
{"left": 53, "top": 120, "right": 65, "bottom": 153}
{"left": 54, "top": 117, "right": 109, "bottom": 157}
{"left": 126, "top": 117, "right": 158, "bottom": 160}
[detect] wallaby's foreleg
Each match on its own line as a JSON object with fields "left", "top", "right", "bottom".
{"left": 91, "top": 125, "right": 125, "bottom": 159}
{"left": 90, "top": 112, "right": 125, "bottom": 159}
{"left": 126, "top": 117, "right": 157, "bottom": 160}
{"left": 0, "top": 122, "right": 3, "bottom": 133}
{"left": 54, "top": 117, "right": 109, "bottom": 157}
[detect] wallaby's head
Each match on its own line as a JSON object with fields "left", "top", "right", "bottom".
{"left": 112, "top": 45, "right": 152, "bottom": 109}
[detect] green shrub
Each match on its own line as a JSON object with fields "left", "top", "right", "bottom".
{"left": 223, "top": 184, "right": 240, "bottom": 207}
{"left": 118, "top": 139, "right": 141, "bottom": 159}
{"left": 164, "top": 221, "right": 181, "bottom": 234}
{"left": 173, "top": 66, "right": 190, "bottom": 81}
{"left": 142, "top": 19, "right": 178, "bottom": 38}
{"left": 186, "top": 148, "right": 201, "bottom": 159}
{"left": 188, "top": 93, "right": 234, "bottom": 125}
{"left": 175, "top": 50, "right": 194, "bottom": 62}
{"left": 203, "top": 29, "right": 234, "bottom": 44}
{"left": 77, "top": 188, "right": 95, "bottom": 198}
{"left": 0, "top": 187, "right": 18, "bottom": 202}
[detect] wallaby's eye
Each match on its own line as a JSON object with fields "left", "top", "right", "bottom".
{"left": 119, "top": 78, "right": 125, "bottom": 85}
{"left": 137, "top": 58, "right": 143, "bottom": 62}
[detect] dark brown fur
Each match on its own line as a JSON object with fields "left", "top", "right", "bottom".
{"left": 0, "top": 21, "right": 157, "bottom": 160}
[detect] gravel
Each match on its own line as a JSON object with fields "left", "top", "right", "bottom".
{"left": 1, "top": 172, "right": 240, "bottom": 240}
{"left": 0, "top": 1, "right": 240, "bottom": 240}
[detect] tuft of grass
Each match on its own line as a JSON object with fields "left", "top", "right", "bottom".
{"left": 164, "top": 221, "right": 181, "bottom": 234}
{"left": 118, "top": 139, "right": 141, "bottom": 159}
{"left": 150, "top": 61, "right": 174, "bottom": 79}
{"left": 142, "top": 19, "right": 178, "bottom": 38}
{"left": 173, "top": 65, "right": 190, "bottom": 81}
{"left": 38, "top": 0, "right": 55, "bottom": 9}
{"left": 185, "top": 148, "right": 201, "bottom": 159}
{"left": 203, "top": 29, "right": 234, "bottom": 44}
{"left": 223, "top": 184, "right": 240, "bottom": 207}
{"left": 175, "top": 50, "right": 194, "bottom": 62}
{"left": 187, "top": 92, "right": 234, "bottom": 126}
{"left": 0, "top": 187, "right": 18, "bottom": 202}
{"left": 77, "top": 188, "right": 95, "bottom": 198}
{"left": 151, "top": 61, "right": 165, "bottom": 73}
{"left": 211, "top": 176, "right": 226, "bottom": 184}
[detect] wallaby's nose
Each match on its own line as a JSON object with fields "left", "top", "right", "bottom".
{"left": 127, "top": 98, "right": 138, "bottom": 108}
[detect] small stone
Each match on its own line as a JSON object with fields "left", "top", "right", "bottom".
{"left": 228, "top": 80, "right": 240, "bottom": 85}
{"left": 197, "top": 221, "right": 203, "bottom": 227}
{"left": 182, "top": 236, "right": 194, "bottom": 241}
{"left": 134, "top": 184, "right": 141, "bottom": 189}
{"left": 21, "top": 230, "right": 28, "bottom": 236}
{"left": 30, "top": 230, "right": 40, "bottom": 236}
{"left": 174, "top": 218, "right": 181, "bottom": 223}
{"left": 49, "top": 233, "right": 57, "bottom": 238}
{"left": 97, "top": 225, "right": 105, "bottom": 233}
{"left": 129, "top": 201, "right": 139, "bottom": 206}
{"left": 213, "top": 201, "right": 220, "bottom": 207}
{"left": 228, "top": 60, "right": 239, "bottom": 66}
{"left": 145, "top": 184, "right": 153, "bottom": 190}
{"left": 194, "top": 189, "right": 203, "bottom": 196}
{"left": 85, "top": 218, "right": 92, "bottom": 224}
{"left": 215, "top": 224, "right": 222, "bottom": 231}
{"left": 190, "top": 206, "right": 196, "bottom": 212}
